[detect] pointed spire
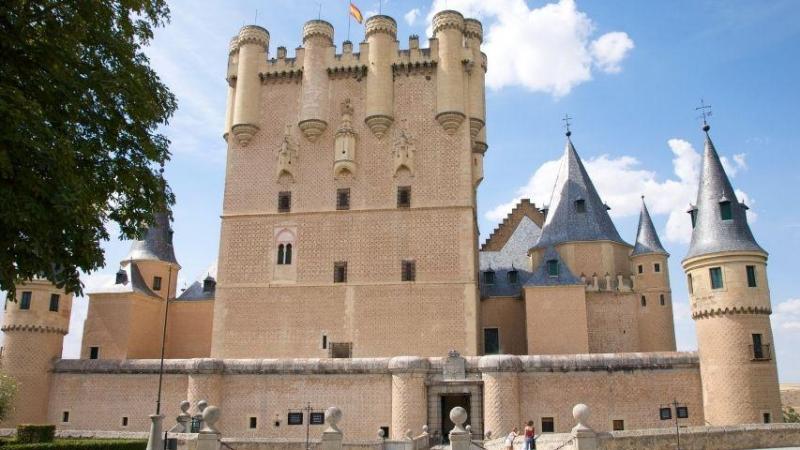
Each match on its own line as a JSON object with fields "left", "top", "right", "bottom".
{"left": 632, "top": 197, "right": 668, "bottom": 257}
{"left": 123, "top": 210, "right": 179, "bottom": 266}
{"left": 534, "top": 136, "right": 627, "bottom": 249}
{"left": 684, "top": 127, "right": 764, "bottom": 260}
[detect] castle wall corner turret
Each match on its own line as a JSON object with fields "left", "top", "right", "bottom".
{"left": 231, "top": 25, "right": 269, "bottom": 146}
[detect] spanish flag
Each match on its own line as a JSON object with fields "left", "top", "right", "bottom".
{"left": 349, "top": 2, "right": 363, "bottom": 24}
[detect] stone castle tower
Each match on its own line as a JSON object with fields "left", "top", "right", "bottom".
{"left": 683, "top": 124, "right": 782, "bottom": 425}
{"left": 214, "top": 11, "right": 487, "bottom": 358}
{"left": 1, "top": 279, "right": 72, "bottom": 424}
{"left": 631, "top": 198, "right": 676, "bottom": 351}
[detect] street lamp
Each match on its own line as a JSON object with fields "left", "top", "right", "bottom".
{"left": 146, "top": 265, "right": 174, "bottom": 450}
{"left": 659, "top": 399, "right": 688, "bottom": 450}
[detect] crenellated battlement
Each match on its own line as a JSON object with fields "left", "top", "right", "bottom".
{"left": 365, "top": 15, "right": 397, "bottom": 39}
{"left": 236, "top": 25, "right": 269, "bottom": 49}
{"left": 302, "top": 19, "right": 334, "bottom": 44}
{"left": 432, "top": 10, "right": 465, "bottom": 34}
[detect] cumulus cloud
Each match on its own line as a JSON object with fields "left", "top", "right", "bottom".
{"left": 775, "top": 298, "right": 800, "bottom": 332}
{"left": 485, "top": 138, "right": 754, "bottom": 244}
{"left": 404, "top": 8, "right": 421, "bottom": 26}
{"left": 426, "top": 0, "right": 634, "bottom": 96}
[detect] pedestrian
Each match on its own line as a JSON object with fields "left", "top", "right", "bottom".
{"left": 505, "top": 427, "right": 518, "bottom": 450}
{"left": 523, "top": 420, "right": 536, "bottom": 450}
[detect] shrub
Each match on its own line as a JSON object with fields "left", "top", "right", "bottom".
{"left": 0, "top": 374, "right": 17, "bottom": 421}
{"left": 16, "top": 426, "right": 55, "bottom": 444}
{"left": 3, "top": 439, "right": 146, "bottom": 450}
{"left": 785, "top": 406, "right": 800, "bottom": 423}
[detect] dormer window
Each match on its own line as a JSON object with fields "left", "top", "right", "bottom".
{"left": 575, "top": 199, "right": 586, "bottom": 213}
{"left": 152, "top": 276, "right": 162, "bottom": 291}
{"left": 115, "top": 268, "right": 128, "bottom": 285}
{"left": 202, "top": 276, "right": 216, "bottom": 293}
{"left": 719, "top": 200, "right": 732, "bottom": 220}
{"left": 687, "top": 205, "right": 697, "bottom": 228}
{"left": 483, "top": 270, "right": 495, "bottom": 285}
{"left": 507, "top": 269, "right": 519, "bottom": 284}
{"left": 547, "top": 260, "right": 559, "bottom": 277}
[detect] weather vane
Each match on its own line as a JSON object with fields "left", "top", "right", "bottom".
{"left": 695, "top": 99, "right": 712, "bottom": 131}
{"left": 562, "top": 114, "right": 573, "bottom": 137}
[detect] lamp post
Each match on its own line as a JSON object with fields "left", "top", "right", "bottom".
{"left": 146, "top": 265, "right": 174, "bottom": 450}
{"left": 659, "top": 399, "right": 688, "bottom": 450}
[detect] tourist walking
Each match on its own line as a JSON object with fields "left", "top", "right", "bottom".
{"left": 523, "top": 421, "right": 536, "bottom": 450}
{"left": 505, "top": 427, "right": 519, "bottom": 450}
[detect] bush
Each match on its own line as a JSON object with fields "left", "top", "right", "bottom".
{"left": 16, "top": 426, "right": 55, "bottom": 444}
{"left": 3, "top": 440, "right": 146, "bottom": 450}
{"left": 0, "top": 374, "right": 17, "bottom": 421}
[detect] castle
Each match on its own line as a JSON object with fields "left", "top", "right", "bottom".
{"left": 0, "top": 10, "right": 783, "bottom": 441}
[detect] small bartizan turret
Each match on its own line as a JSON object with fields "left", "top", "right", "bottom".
{"left": 683, "top": 122, "right": 782, "bottom": 425}
{"left": 631, "top": 197, "right": 676, "bottom": 351}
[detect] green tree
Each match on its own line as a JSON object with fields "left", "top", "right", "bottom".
{"left": 785, "top": 406, "right": 800, "bottom": 423}
{"left": 0, "top": 372, "right": 17, "bottom": 421}
{"left": 0, "top": 0, "right": 177, "bottom": 299}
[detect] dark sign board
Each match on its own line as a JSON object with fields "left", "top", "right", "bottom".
{"left": 310, "top": 412, "right": 325, "bottom": 425}
{"left": 659, "top": 407, "right": 672, "bottom": 420}
{"left": 288, "top": 412, "right": 303, "bottom": 425}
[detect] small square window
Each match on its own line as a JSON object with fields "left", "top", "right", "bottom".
{"left": 575, "top": 199, "right": 586, "bottom": 213}
{"left": 20, "top": 291, "right": 32, "bottom": 310}
{"left": 660, "top": 294, "right": 666, "bottom": 306}
{"left": 287, "top": 412, "right": 303, "bottom": 425}
{"left": 507, "top": 270, "right": 519, "bottom": 284}
{"left": 89, "top": 346, "right": 99, "bottom": 360}
{"left": 709, "top": 267, "right": 723, "bottom": 289}
{"left": 397, "top": 186, "right": 411, "bottom": 208}
{"left": 334, "top": 262, "right": 348, "bottom": 283}
{"left": 62, "top": 411, "right": 70, "bottom": 423}
{"left": 278, "top": 191, "right": 292, "bottom": 213}
{"left": 49, "top": 294, "right": 60, "bottom": 312}
{"left": 547, "top": 260, "right": 559, "bottom": 277}
{"left": 401, "top": 260, "right": 416, "bottom": 282}
{"left": 763, "top": 412, "right": 771, "bottom": 424}
{"left": 612, "top": 420, "right": 624, "bottom": 431}
{"left": 637, "top": 265, "right": 643, "bottom": 274}
{"left": 122, "top": 417, "right": 129, "bottom": 427}
{"left": 541, "top": 417, "right": 554, "bottom": 433}
{"left": 654, "top": 263, "right": 661, "bottom": 273}
{"left": 676, "top": 406, "right": 689, "bottom": 419}
{"left": 380, "top": 426, "right": 390, "bottom": 438}
{"left": 659, "top": 407, "right": 672, "bottom": 421}
{"left": 310, "top": 412, "right": 325, "bottom": 425}
{"left": 153, "top": 276, "right": 162, "bottom": 291}
{"left": 336, "top": 188, "right": 351, "bottom": 210}
{"left": 483, "top": 271, "right": 495, "bottom": 285}
{"left": 746, "top": 265, "right": 757, "bottom": 287}
{"left": 249, "top": 417, "right": 258, "bottom": 429}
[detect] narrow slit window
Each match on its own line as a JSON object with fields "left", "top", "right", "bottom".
{"left": 641, "top": 296, "right": 647, "bottom": 307}
{"left": 249, "top": 417, "right": 258, "bottom": 429}
{"left": 334, "top": 262, "right": 348, "bottom": 283}
{"left": 153, "top": 276, "right": 162, "bottom": 291}
{"left": 746, "top": 265, "right": 757, "bottom": 287}
{"left": 638, "top": 265, "right": 643, "bottom": 274}
{"left": 336, "top": 188, "right": 351, "bottom": 210}
{"left": 720, "top": 201, "right": 732, "bottom": 220}
{"left": 654, "top": 263, "right": 661, "bottom": 273}
{"left": 62, "top": 411, "right": 70, "bottom": 423}
{"left": 660, "top": 294, "right": 666, "bottom": 306}
{"left": 277, "top": 244, "right": 285, "bottom": 265}
{"left": 284, "top": 244, "right": 292, "bottom": 265}
{"left": 575, "top": 199, "right": 586, "bottom": 213}
{"left": 401, "top": 260, "right": 416, "bottom": 282}
{"left": 397, "top": 186, "right": 411, "bottom": 208}
{"left": 688, "top": 208, "right": 697, "bottom": 228}
{"left": 278, "top": 191, "right": 292, "bottom": 213}
{"left": 49, "top": 294, "right": 60, "bottom": 312}
{"left": 547, "top": 260, "right": 559, "bottom": 277}
{"left": 687, "top": 273, "right": 694, "bottom": 294}
{"left": 89, "top": 346, "right": 99, "bottom": 360}
{"left": 122, "top": 417, "right": 129, "bottom": 427}
{"left": 20, "top": 291, "right": 32, "bottom": 310}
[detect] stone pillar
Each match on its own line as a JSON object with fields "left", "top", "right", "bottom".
{"left": 231, "top": 25, "right": 269, "bottom": 146}
{"left": 464, "top": 19, "right": 485, "bottom": 141}
{"left": 187, "top": 359, "right": 224, "bottom": 427}
{"left": 197, "top": 405, "right": 221, "bottom": 450}
{"left": 479, "top": 355, "right": 521, "bottom": 439}
{"left": 448, "top": 407, "right": 470, "bottom": 450}
{"left": 364, "top": 15, "right": 397, "bottom": 139}
{"left": 432, "top": 10, "right": 466, "bottom": 134}
{"left": 570, "top": 404, "right": 597, "bottom": 450}
{"left": 145, "top": 414, "right": 165, "bottom": 450}
{"left": 298, "top": 20, "right": 334, "bottom": 142}
{"left": 389, "top": 356, "right": 430, "bottom": 440}
{"left": 321, "top": 407, "right": 344, "bottom": 450}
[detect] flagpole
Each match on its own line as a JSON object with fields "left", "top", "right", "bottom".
{"left": 347, "top": 1, "right": 351, "bottom": 41}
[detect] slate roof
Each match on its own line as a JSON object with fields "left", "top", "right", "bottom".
{"left": 123, "top": 211, "right": 179, "bottom": 266}
{"left": 88, "top": 262, "right": 158, "bottom": 298}
{"left": 631, "top": 198, "right": 669, "bottom": 257}
{"left": 525, "top": 246, "right": 582, "bottom": 286}
{"left": 533, "top": 137, "right": 628, "bottom": 249}
{"left": 481, "top": 199, "right": 545, "bottom": 251}
{"left": 684, "top": 128, "right": 765, "bottom": 260}
{"left": 177, "top": 262, "right": 218, "bottom": 301}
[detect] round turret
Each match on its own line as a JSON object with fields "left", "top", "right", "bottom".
{"left": 231, "top": 25, "right": 270, "bottom": 146}
{"left": 364, "top": 15, "right": 397, "bottom": 139}
{"left": 298, "top": 20, "right": 334, "bottom": 142}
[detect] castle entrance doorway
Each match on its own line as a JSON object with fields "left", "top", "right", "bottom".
{"left": 440, "top": 394, "right": 470, "bottom": 442}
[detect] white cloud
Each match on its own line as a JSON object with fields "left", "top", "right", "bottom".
{"left": 404, "top": 8, "right": 421, "bottom": 26}
{"left": 485, "top": 138, "right": 754, "bottom": 245}
{"left": 425, "top": 0, "right": 634, "bottom": 96}
{"left": 590, "top": 31, "right": 635, "bottom": 73}
{"left": 775, "top": 298, "right": 800, "bottom": 332}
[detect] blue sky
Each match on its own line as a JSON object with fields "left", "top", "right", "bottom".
{"left": 12, "top": 0, "right": 800, "bottom": 381}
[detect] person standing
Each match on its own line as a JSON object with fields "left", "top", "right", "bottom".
{"left": 523, "top": 421, "right": 536, "bottom": 450}
{"left": 505, "top": 427, "right": 519, "bottom": 450}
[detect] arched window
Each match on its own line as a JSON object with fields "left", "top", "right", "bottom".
{"left": 277, "top": 244, "right": 285, "bottom": 265}
{"left": 285, "top": 243, "right": 292, "bottom": 265}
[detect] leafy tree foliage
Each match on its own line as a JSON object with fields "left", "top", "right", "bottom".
{"left": 786, "top": 406, "right": 800, "bottom": 423}
{"left": 0, "top": 1, "right": 177, "bottom": 298}
{"left": 0, "top": 372, "right": 17, "bottom": 421}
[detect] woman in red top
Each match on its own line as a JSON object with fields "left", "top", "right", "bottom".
{"left": 523, "top": 420, "right": 536, "bottom": 450}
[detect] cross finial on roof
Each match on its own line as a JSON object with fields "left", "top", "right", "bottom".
{"left": 562, "top": 114, "right": 573, "bottom": 137}
{"left": 695, "top": 99, "right": 712, "bottom": 132}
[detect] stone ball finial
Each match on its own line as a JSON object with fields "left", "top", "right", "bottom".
{"left": 325, "top": 406, "right": 342, "bottom": 432}
{"left": 197, "top": 400, "right": 208, "bottom": 413}
{"left": 572, "top": 404, "right": 591, "bottom": 432}
{"left": 180, "top": 400, "right": 190, "bottom": 414}
{"left": 378, "top": 428, "right": 385, "bottom": 439}
{"left": 465, "top": 425, "right": 472, "bottom": 434}
{"left": 201, "top": 405, "right": 221, "bottom": 434}
{"left": 450, "top": 406, "right": 468, "bottom": 429}
{"left": 422, "top": 425, "right": 429, "bottom": 434}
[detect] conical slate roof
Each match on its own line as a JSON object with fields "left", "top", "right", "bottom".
{"left": 631, "top": 198, "right": 668, "bottom": 256}
{"left": 534, "top": 137, "right": 628, "bottom": 249}
{"left": 123, "top": 210, "right": 179, "bottom": 266}
{"left": 684, "top": 128, "right": 764, "bottom": 260}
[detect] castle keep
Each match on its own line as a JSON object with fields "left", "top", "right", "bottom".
{"left": 0, "top": 10, "right": 784, "bottom": 442}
